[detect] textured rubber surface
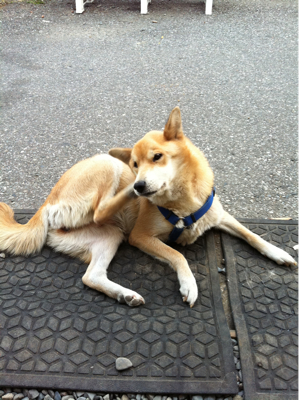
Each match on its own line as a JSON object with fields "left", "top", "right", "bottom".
{"left": 223, "top": 220, "right": 298, "bottom": 400}
{"left": 0, "top": 212, "right": 237, "bottom": 394}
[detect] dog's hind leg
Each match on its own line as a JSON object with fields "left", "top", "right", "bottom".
{"left": 217, "top": 211, "right": 297, "bottom": 267}
{"left": 48, "top": 223, "right": 145, "bottom": 306}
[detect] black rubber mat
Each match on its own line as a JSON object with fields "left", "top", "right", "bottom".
{"left": 223, "top": 219, "right": 298, "bottom": 400}
{"left": 0, "top": 211, "right": 237, "bottom": 395}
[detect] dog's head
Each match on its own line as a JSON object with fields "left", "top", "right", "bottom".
{"left": 109, "top": 107, "right": 188, "bottom": 200}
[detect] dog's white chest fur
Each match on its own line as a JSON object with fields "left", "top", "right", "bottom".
{"left": 175, "top": 220, "right": 209, "bottom": 246}
{"left": 173, "top": 198, "right": 224, "bottom": 246}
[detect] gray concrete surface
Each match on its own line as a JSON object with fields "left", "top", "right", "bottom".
{"left": 0, "top": 0, "right": 298, "bottom": 219}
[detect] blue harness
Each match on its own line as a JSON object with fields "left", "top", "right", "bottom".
{"left": 157, "top": 188, "right": 215, "bottom": 242}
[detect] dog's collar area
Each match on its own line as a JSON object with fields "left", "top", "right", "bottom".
{"left": 157, "top": 187, "right": 215, "bottom": 242}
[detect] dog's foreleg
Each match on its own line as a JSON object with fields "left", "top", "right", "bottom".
{"left": 218, "top": 211, "right": 297, "bottom": 266}
{"left": 129, "top": 233, "right": 198, "bottom": 307}
{"left": 94, "top": 183, "right": 137, "bottom": 225}
{"left": 82, "top": 225, "right": 145, "bottom": 307}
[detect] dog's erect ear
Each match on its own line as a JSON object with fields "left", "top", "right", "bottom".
{"left": 109, "top": 148, "right": 132, "bottom": 165}
{"left": 164, "top": 107, "right": 184, "bottom": 141}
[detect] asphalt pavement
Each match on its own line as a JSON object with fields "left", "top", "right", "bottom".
{"left": 0, "top": 0, "right": 298, "bottom": 219}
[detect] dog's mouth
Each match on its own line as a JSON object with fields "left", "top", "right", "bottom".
{"left": 142, "top": 190, "right": 157, "bottom": 197}
{"left": 134, "top": 183, "right": 166, "bottom": 197}
{"left": 140, "top": 183, "right": 166, "bottom": 197}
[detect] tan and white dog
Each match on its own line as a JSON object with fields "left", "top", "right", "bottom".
{"left": 0, "top": 107, "right": 296, "bottom": 307}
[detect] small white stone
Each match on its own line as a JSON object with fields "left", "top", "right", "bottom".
{"left": 3, "top": 394, "right": 14, "bottom": 400}
{"left": 115, "top": 357, "right": 133, "bottom": 371}
{"left": 0, "top": 253, "right": 5, "bottom": 258}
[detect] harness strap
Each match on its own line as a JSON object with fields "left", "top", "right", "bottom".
{"left": 158, "top": 188, "right": 215, "bottom": 242}
{"left": 168, "top": 226, "right": 185, "bottom": 242}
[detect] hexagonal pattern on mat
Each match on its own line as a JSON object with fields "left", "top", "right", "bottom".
{"left": 223, "top": 220, "right": 298, "bottom": 400}
{"left": 0, "top": 211, "right": 237, "bottom": 395}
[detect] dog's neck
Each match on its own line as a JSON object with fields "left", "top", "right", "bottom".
{"left": 149, "top": 168, "right": 214, "bottom": 218}
{"left": 152, "top": 188, "right": 213, "bottom": 217}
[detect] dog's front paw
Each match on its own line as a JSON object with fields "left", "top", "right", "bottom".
{"left": 264, "top": 244, "right": 297, "bottom": 267}
{"left": 179, "top": 274, "right": 198, "bottom": 308}
{"left": 93, "top": 207, "right": 110, "bottom": 226}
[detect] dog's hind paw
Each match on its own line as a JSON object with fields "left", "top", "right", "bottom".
{"left": 118, "top": 290, "right": 145, "bottom": 307}
{"left": 125, "top": 293, "right": 145, "bottom": 307}
{"left": 179, "top": 275, "right": 198, "bottom": 308}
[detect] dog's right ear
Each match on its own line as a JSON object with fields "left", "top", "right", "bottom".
{"left": 164, "top": 107, "right": 184, "bottom": 141}
{"left": 109, "top": 148, "right": 132, "bottom": 165}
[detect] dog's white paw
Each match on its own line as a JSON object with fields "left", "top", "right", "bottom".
{"left": 179, "top": 274, "right": 198, "bottom": 308}
{"left": 125, "top": 293, "right": 145, "bottom": 307}
{"left": 118, "top": 290, "right": 145, "bottom": 307}
{"left": 264, "top": 243, "right": 297, "bottom": 267}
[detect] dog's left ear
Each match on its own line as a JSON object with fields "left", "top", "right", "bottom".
{"left": 109, "top": 148, "right": 132, "bottom": 165}
{"left": 164, "top": 107, "right": 184, "bottom": 141}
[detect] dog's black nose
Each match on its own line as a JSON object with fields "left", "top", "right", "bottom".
{"left": 134, "top": 180, "right": 146, "bottom": 194}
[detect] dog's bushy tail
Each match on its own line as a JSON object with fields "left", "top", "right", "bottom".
{"left": 0, "top": 202, "right": 48, "bottom": 256}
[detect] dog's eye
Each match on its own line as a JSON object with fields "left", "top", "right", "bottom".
{"left": 153, "top": 153, "right": 162, "bottom": 161}
{"left": 134, "top": 161, "right": 138, "bottom": 168}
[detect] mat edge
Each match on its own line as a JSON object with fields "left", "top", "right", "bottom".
{"left": 221, "top": 232, "right": 258, "bottom": 400}
{"left": 0, "top": 372, "right": 239, "bottom": 394}
{"left": 206, "top": 231, "right": 238, "bottom": 394}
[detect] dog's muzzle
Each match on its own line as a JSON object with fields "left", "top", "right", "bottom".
{"left": 134, "top": 181, "right": 157, "bottom": 197}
